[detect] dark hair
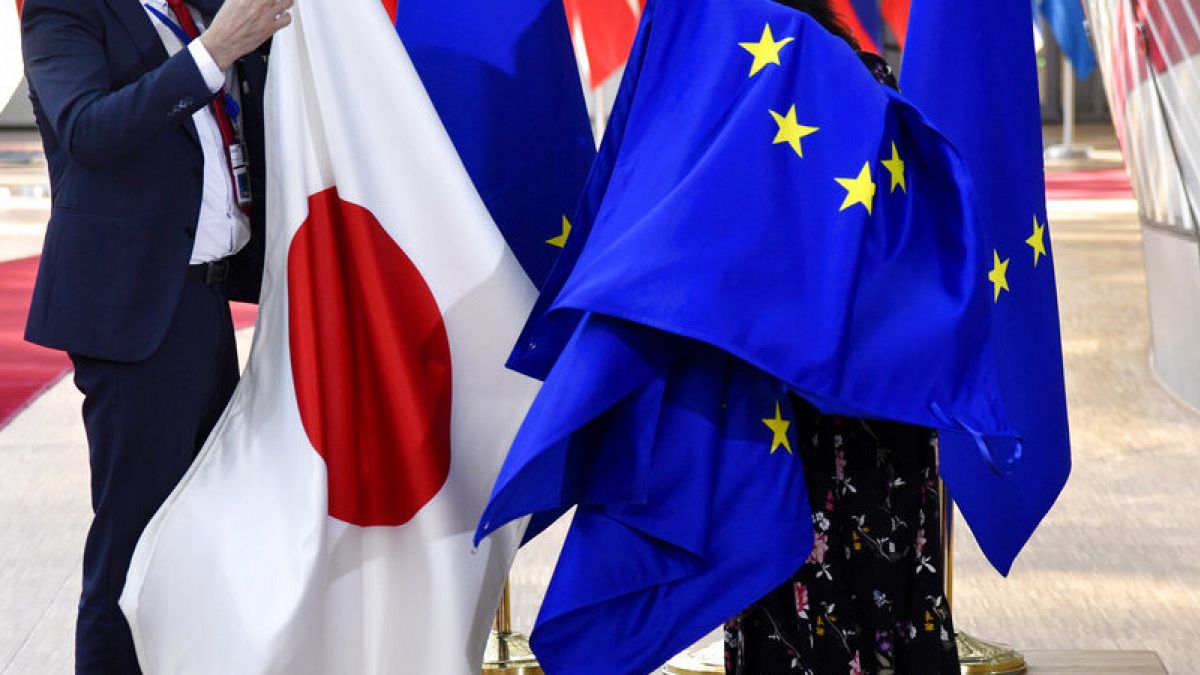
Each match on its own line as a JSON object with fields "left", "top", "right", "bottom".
{"left": 772, "top": 0, "right": 862, "bottom": 51}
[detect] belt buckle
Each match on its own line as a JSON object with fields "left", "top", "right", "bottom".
{"left": 206, "top": 259, "right": 230, "bottom": 286}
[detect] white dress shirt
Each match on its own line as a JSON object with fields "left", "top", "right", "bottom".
{"left": 143, "top": 0, "right": 251, "bottom": 265}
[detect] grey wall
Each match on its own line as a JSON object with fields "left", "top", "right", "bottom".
{"left": 1142, "top": 223, "right": 1200, "bottom": 410}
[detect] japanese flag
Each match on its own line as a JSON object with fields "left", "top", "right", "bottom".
{"left": 120, "top": 0, "right": 537, "bottom": 671}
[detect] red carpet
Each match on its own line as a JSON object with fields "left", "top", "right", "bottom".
{"left": 0, "top": 257, "right": 70, "bottom": 429}
{"left": 1045, "top": 167, "right": 1133, "bottom": 200}
{"left": 0, "top": 256, "right": 258, "bottom": 430}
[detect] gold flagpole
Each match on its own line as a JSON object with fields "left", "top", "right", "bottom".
{"left": 940, "top": 448, "right": 1028, "bottom": 675}
{"left": 482, "top": 582, "right": 543, "bottom": 675}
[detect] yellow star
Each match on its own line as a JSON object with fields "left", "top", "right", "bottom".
{"left": 546, "top": 215, "right": 571, "bottom": 248}
{"left": 988, "top": 250, "right": 1010, "bottom": 302}
{"left": 739, "top": 24, "right": 794, "bottom": 77}
{"left": 835, "top": 162, "right": 876, "bottom": 215}
{"left": 769, "top": 105, "right": 819, "bottom": 158}
{"left": 881, "top": 142, "right": 906, "bottom": 193}
{"left": 762, "top": 401, "right": 793, "bottom": 454}
{"left": 1026, "top": 215, "right": 1047, "bottom": 267}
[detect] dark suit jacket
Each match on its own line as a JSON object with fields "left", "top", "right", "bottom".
{"left": 21, "top": 0, "right": 268, "bottom": 363}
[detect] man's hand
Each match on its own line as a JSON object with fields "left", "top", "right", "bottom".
{"left": 200, "top": 0, "right": 294, "bottom": 70}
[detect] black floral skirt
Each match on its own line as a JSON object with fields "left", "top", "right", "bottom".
{"left": 725, "top": 400, "right": 959, "bottom": 674}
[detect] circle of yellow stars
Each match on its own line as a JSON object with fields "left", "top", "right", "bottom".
{"left": 738, "top": 18, "right": 1058, "bottom": 453}
{"left": 741, "top": 23, "right": 906, "bottom": 220}
{"left": 744, "top": 21, "right": 1054, "bottom": 310}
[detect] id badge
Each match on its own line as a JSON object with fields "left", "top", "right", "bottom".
{"left": 228, "top": 143, "right": 253, "bottom": 207}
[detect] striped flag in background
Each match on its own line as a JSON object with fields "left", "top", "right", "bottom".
{"left": 830, "top": 0, "right": 912, "bottom": 53}
{"left": 564, "top": 0, "right": 646, "bottom": 88}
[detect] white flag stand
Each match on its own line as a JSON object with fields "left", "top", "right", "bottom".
{"left": 1046, "top": 59, "right": 1093, "bottom": 161}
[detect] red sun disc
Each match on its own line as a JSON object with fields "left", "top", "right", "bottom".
{"left": 288, "top": 188, "right": 453, "bottom": 527}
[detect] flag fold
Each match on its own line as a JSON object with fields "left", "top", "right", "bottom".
{"left": 477, "top": 0, "right": 1020, "bottom": 670}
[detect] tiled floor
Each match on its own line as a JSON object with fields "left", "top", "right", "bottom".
{"left": 2, "top": 124, "right": 1198, "bottom": 674}
{"left": 945, "top": 191, "right": 1200, "bottom": 675}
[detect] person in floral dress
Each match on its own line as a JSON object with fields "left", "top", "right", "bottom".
{"left": 725, "top": 400, "right": 959, "bottom": 674}
{"left": 723, "top": 4, "right": 960, "bottom": 673}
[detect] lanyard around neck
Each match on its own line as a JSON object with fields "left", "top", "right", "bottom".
{"left": 143, "top": 2, "right": 241, "bottom": 123}
{"left": 143, "top": 3, "right": 193, "bottom": 45}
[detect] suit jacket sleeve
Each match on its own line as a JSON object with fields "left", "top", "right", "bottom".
{"left": 21, "top": 0, "right": 217, "bottom": 171}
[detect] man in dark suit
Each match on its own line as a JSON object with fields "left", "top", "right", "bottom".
{"left": 20, "top": 0, "right": 291, "bottom": 671}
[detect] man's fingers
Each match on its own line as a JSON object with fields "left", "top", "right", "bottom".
{"left": 260, "top": 0, "right": 293, "bottom": 15}
{"left": 271, "top": 0, "right": 293, "bottom": 33}
{"left": 260, "top": 0, "right": 293, "bottom": 31}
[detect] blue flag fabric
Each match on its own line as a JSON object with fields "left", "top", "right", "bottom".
{"left": 903, "top": 0, "right": 1072, "bottom": 574}
{"left": 485, "top": 316, "right": 815, "bottom": 673}
{"left": 1040, "top": 0, "right": 1098, "bottom": 79}
{"left": 506, "top": 0, "right": 1011, "bottom": 439}
{"left": 395, "top": 2, "right": 595, "bottom": 287}
{"left": 475, "top": 0, "right": 1029, "bottom": 669}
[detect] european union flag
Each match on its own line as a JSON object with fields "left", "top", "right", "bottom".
{"left": 395, "top": 1, "right": 595, "bottom": 287}
{"left": 903, "top": 0, "right": 1073, "bottom": 574}
{"left": 477, "top": 0, "right": 1021, "bottom": 670}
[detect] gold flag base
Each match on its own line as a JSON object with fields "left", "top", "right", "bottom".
{"left": 957, "top": 632, "right": 1028, "bottom": 675}
{"left": 482, "top": 582, "right": 543, "bottom": 675}
{"left": 482, "top": 630, "right": 543, "bottom": 675}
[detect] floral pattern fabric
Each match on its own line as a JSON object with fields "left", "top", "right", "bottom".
{"left": 724, "top": 399, "right": 960, "bottom": 674}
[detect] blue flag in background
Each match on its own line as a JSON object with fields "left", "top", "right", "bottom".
{"left": 477, "top": 0, "right": 1023, "bottom": 669}
{"left": 1040, "top": 0, "right": 1098, "bottom": 79}
{"left": 903, "top": 0, "right": 1072, "bottom": 574}
{"left": 395, "top": 2, "right": 595, "bottom": 287}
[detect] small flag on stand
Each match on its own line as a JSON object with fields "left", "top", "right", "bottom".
{"left": 1040, "top": 0, "right": 1098, "bottom": 78}
{"left": 903, "top": 0, "right": 1073, "bottom": 575}
{"left": 119, "top": 0, "right": 588, "bottom": 672}
{"left": 476, "top": 0, "right": 1022, "bottom": 671}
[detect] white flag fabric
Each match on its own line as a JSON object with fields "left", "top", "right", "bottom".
{"left": 120, "top": 1, "right": 539, "bottom": 672}
{"left": 1, "top": 1, "right": 21, "bottom": 112}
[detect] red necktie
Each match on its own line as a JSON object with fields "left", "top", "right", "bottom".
{"left": 166, "top": 0, "right": 250, "bottom": 217}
